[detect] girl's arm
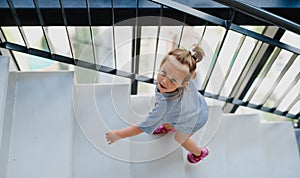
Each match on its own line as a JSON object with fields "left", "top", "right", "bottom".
{"left": 106, "top": 125, "right": 143, "bottom": 144}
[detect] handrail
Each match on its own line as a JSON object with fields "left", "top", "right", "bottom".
{"left": 149, "top": 0, "right": 300, "bottom": 55}
{"left": 213, "top": 0, "right": 300, "bottom": 35}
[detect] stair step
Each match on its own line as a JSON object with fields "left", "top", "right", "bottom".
{"left": 72, "top": 119, "right": 132, "bottom": 178}
{"left": 261, "top": 121, "right": 300, "bottom": 178}
{"left": 73, "top": 88, "right": 185, "bottom": 178}
{"left": 184, "top": 105, "right": 227, "bottom": 178}
{"left": 73, "top": 84, "right": 132, "bottom": 178}
{"left": 129, "top": 95, "right": 185, "bottom": 178}
{"left": 1, "top": 71, "right": 73, "bottom": 178}
{"left": 222, "top": 113, "right": 267, "bottom": 178}
{"left": 1, "top": 70, "right": 299, "bottom": 178}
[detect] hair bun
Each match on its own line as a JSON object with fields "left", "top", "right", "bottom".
{"left": 191, "top": 45, "right": 205, "bottom": 63}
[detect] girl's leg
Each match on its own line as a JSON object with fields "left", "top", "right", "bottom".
{"left": 153, "top": 123, "right": 175, "bottom": 134}
{"left": 174, "top": 132, "right": 202, "bottom": 156}
{"left": 162, "top": 123, "right": 173, "bottom": 130}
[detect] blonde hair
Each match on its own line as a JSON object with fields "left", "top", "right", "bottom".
{"left": 160, "top": 45, "right": 205, "bottom": 84}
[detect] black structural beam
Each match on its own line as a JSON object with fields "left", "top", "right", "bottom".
{"left": 0, "top": 41, "right": 154, "bottom": 84}
{"left": 212, "top": 0, "right": 300, "bottom": 36}
{"left": 1, "top": 0, "right": 300, "bottom": 26}
{"left": 202, "top": 92, "right": 299, "bottom": 120}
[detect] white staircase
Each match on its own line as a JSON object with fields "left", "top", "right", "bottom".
{"left": 262, "top": 121, "right": 300, "bottom": 178}
{"left": 0, "top": 56, "right": 74, "bottom": 178}
{"left": 0, "top": 56, "right": 299, "bottom": 178}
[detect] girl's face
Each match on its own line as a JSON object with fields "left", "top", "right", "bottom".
{"left": 157, "top": 57, "right": 190, "bottom": 93}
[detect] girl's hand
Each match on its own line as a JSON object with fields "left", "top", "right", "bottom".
{"left": 106, "top": 130, "right": 121, "bottom": 144}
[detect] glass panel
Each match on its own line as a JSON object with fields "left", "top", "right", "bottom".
{"left": 12, "top": 51, "right": 64, "bottom": 71}
{"left": 155, "top": 26, "right": 183, "bottom": 74}
{"left": 178, "top": 26, "right": 204, "bottom": 49}
{"left": 277, "top": 82, "right": 300, "bottom": 112}
{"left": 71, "top": 26, "right": 115, "bottom": 83}
{"left": 138, "top": 82, "right": 156, "bottom": 96}
{"left": 264, "top": 55, "right": 300, "bottom": 108}
{"left": 207, "top": 30, "right": 243, "bottom": 95}
{"left": 222, "top": 36, "right": 257, "bottom": 96}
{"left": 23, "top": 26, "right": 49, "bottom": 52}
{"left": 92, "top": 26, "right": 114, "bottom": 67}
{"left": 0, "top": 48, "right": 19, "bottom": 71}
{"left": 235, "top": 106, "right": 258, "bottom": 115}
{"left": 250, "top": 50, "right": 294, "bottom": 105}
{"left": 240, "top": 26, "right": 265, "bottom": 34}
{"left": 243, "top": 47, "right": 281, "bottom": 101}
{"left": 69, "top": 26, "right": 101, "bottom": 64}
{"left": 200, "top": 26, "right": 226, "bottom": 93}
{"left": 139, "top": 26, "right": 158, "bottom": 77}
{"left": 114, "top": 26, "right": 132, "bottom": 73}
{"left": 69, "top": 26, "right": 90, "bottom": 61}
{"left": 260, "top": 112, "right": 291, "bottom": 122}
{"left": 46, "top": 26, "right": 72, "bottom": 57}
{"left": 289, "top": 100, "right": 300, "bottom": 115}
{"left": 280, "top": 30, "right": 300, "bottom": 49}
{"left": 2, "top": 26, "right": 25, "bottom": 45}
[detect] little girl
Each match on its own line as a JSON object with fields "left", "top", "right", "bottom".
{"left": 106, "top": 45, "right": 209, "bottom": 164}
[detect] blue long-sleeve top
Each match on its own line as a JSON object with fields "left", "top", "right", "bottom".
{"left": 137, "top": 79, "right": 208, "bottom": 135}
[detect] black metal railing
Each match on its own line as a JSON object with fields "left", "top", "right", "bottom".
{"left": 0, "top": 0, "right": 299, "bottom": 120}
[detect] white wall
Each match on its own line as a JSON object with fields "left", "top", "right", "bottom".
{"left": 0, "top": 56, "right": 9, "bottom": 147}
{"left": 0, "top": 56, "right": 10, "bottom": 178}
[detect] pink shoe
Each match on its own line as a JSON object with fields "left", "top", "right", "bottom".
{"left": 187, "top": 147, "right": 209, "bottom": 164}
{"left": 152, "top": 125, "right": 176, "bottom": 135}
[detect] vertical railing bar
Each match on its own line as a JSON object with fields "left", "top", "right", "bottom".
{"left": 85, "top": 0, "right": 97, "bottom": 64}
{"left": 177, "top": 13, "right": 186, "bottom": 48}
{"left": 228, "top": 40, "right": 263, "bottom": 100}
{"left": 261, "top": 53, "right": 298, "bottom": 105}
{"left": 201, "top": 27, "right": 230, "bottom": 91}
{"left": 217, "top": 34, "right": 246, "bottom": 95}
{"left": 131, "top": 0, "right": 138, "bottom": 74}
{"left": 7, "top": 0, "right": 30, "bottom": 49}
{"left": 202, "top": 11, "right": 235, "bottom": 92}
{"left": 215, "top": 10, "right": 236, "bottom": 95}
{"left": 0, "top": 27, "right": 7, "bottom": 43}
{"left": 130, "top": 26, "right": 142, "bottom": 94}
{"left": 272, "top": 72, "right": 300, "bottom": 109}
{"left": 246, "top": 47, "right": 282, "bottom": 101}
{"left": 0, "top": 29, "right": 2, "bottom": 56}
{"left": 111, "top": 0, "right": 117, "bottom": 69}
{"left": 295, "top": 112, "right": 300, "bottom": 120}
{"left": 199, "top": 21, "right": 208, "bottom": 45}
{"left": 133, "top": 0, "right": 139, "bottom": 67}
{"left": 131, "top": 0, "right": 140, "bottom": 94}
{"left": 59, "top": 0, "right": 75, "bottom": 59}
{"left": 0, "top": 27, "right": 21, "bottom": 70}
{"left": 32, "top": 0, "right": 54, "bottom": 55}
{"left": 152, "top": 5, "right": 163, "bottom": 79}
